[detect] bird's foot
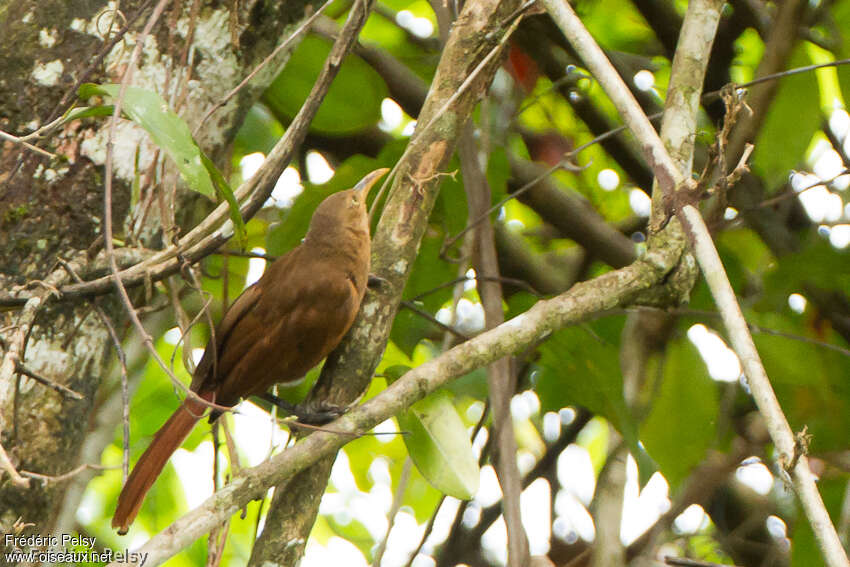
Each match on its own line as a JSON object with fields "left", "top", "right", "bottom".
{"left": 258, "top": 393, "right": 346, "bottom": 425}
{"left": 297, "top": 400, "right": 348, "bottom": 425}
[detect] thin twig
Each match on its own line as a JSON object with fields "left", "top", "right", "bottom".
{"left": 20, "top": 463, "right": 113, "bottom": 484}
{"left": 0, "top": 130, "right": 56, "bottom": 158}
{"left": 402, "top": 494, "right": 445, "bottom": 567}
{"left": 440, "top": 156, "right": 587, "bottom": 257}
{"left": 729, "top": 57, "right": 850, "bottom": 93}
{"left": 207, "top": 516, "right": 231, "bottom": 567}
{"left": 464, "top": 409, "right": 591, "bottom": 547}
{"left": 459, "top": 122, "right": 528, "bottom": 567}
{"left": 0, "top": 275, "right": 66, "bottom": 390}
{"left": 0, "top": 442, "right": 30, "bottom": 488}
{"left": 758, "top": 168, "right": 850, "bottom": 209}
{"left": 193, "top": 0, "right": 334, "bottom": 135}
{"left": 44, "top": 1, "right": 154, "bottom": 124}
{"left": 164, "top": 276, "right": 197, "bottom": 375}
{"left": 664, "top": 557, "right": 741, "bottom": 567}
{"left": 57, "top": 258, "right": 130, "bottom": 480}
{"left": 55, "top": 256, "right": 133, "bottom": 479}
{"left": 222, "top": 415, "right": 242, "bottom": 476}
{"left": 632, "top": 306, "right": 850, "bottom": 359}
{"left": 101, "top": 0, "right": 234, "bottom": 417}
{"left": 171, "top": 0, "right": 202, "bottom": 114}
{"left": 409, "top": 275, "right": 542, "bottom": 302}
{"left": 13, "top": 359, "right": 84, "bottom": 400}
{"left": 214, "top": 249, "right": 274, "bottom": 260}
{"left": 400, "top": 300, "right": 470, "bottom": 340}
{"left": 182, "top": 264, "right": 220, "bottom": 380}
{"left": 280, "top": 419, "right": 405, "bottom": 437}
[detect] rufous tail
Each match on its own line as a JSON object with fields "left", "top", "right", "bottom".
{"left": 112, "top": 396, "right": 209, "bottom": 534}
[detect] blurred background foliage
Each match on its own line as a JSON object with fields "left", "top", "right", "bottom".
{"left": 83, "top": 0, "right": 850, "bottom": 565}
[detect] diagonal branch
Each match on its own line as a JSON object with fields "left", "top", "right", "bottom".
{"left": 537, "top": 1, "right": 849, "bottom": 566}
{"left": 105, "top": 245, "right": 680, "bottom": 567}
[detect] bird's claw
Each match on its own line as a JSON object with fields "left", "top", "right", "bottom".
{"left": 258, "top": 393, "right": 346, "bottom": 425}
{"left": 295, "top": 400, "right": 347, "bottom": 425}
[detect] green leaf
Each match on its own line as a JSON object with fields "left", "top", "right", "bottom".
{"left": 396, "top": 390, "right": 480, "bottom": 499}
{"left": 390, "top": 305, "right": 435, "bottom": 359}
{"left": 201, "top": 152, "right": 247, "bottom": 246}
{"left": 536, "top": 322, "right": 627, "bottom": 422}
{"left": 78, "top": 83, "right": 247, "bottom": 244}
{"left": 263, "top": 35, "right": 387, "bottom": 135}
{"left": 383, "top": 364, "right": 411, "bottom": 382}
{"left": 760, "top": 237, "right": 850, "bottom": 310}
{"left": 64, "top": 104, "right": 117, "bottom": 121}
{"left": 536, "top": 320, "right": 650, "bottom": 479}
{"left": 486, "top": 145, "right": 510, "bottom": 207}
{"left": 325, "top": 514, "right": 375, "bottom": 560}
{"left": 433, "top": 158, "right": 468, "bottom": 236}
{"left": 806, "top": 42, "right": 843, "bottom": 111}
{"left": 640, "top": 340, "right": 719, "bottom": 490}
{"left": 443, "top": 366, "right": 489, "bottom": 401}
{"left": 506, "top": 292, "right": 537, "bottom": 319}
{"left": 79, "top": 83, "right": 215, "bottom": 196}
{"left": 402, "top": 465, "right": 444, "bottom": 523}
{"left": 579, "top": 0, "right": 657, "bottom": 53}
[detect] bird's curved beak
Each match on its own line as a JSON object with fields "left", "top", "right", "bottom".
{"left": 353, "top": 168, "right": 390, "bottom": 199}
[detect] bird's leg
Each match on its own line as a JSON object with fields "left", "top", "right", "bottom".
{"left": 257, "top": 392, "right": 346, "bottom": 425}
{"left": 256, "top": 392, "right": 300, "bottom": 416}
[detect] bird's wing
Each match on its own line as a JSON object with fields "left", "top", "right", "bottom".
{"left": 214, "top": 259, "right": 363, "bottom": 401}
{"left": 190, "top": 255, "right": 274, "bottom": 392}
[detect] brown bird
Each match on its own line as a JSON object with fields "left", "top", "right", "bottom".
{"left": 112, "top": 168, "right": 388, "bottom": 534}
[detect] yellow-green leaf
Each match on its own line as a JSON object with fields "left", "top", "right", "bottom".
{"left": 78, "top": 83, "right": 246, "bottom": 244}
{"left": 397, "top": 391, "right": 479, "bottom": 500}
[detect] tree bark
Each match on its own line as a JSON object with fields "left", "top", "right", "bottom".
{"left": 0, "top": 0, "right": 317, "bottom": 544}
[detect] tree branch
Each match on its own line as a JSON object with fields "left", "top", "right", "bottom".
{"left": 0, "top": 0, "right": 365, "bottom": 310}
{"left": 105, "top": 246, "right": 679, "bottom": 567}
{"left": 537, "top": 1, "right": 849, "bottom": 566}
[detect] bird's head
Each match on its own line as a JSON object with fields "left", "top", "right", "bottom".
{"left": 307, "top": 168, "right": 389, "bottom": 236}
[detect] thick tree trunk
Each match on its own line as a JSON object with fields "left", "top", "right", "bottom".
{"left": 0, "top": 0, "right": 314, "bottom": 545}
